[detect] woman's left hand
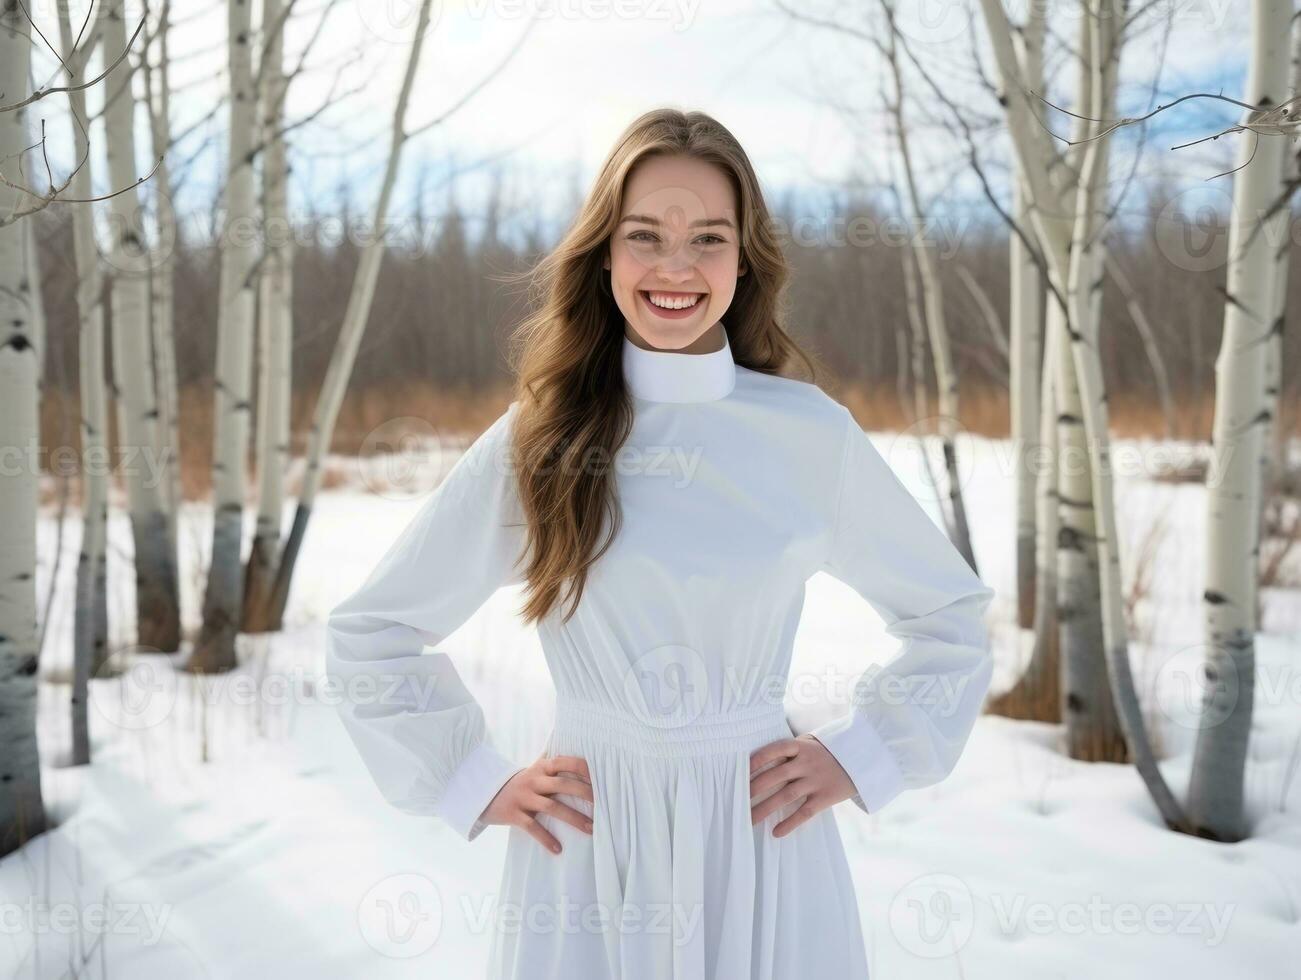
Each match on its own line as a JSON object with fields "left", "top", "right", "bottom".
{"left": 749, "top": 733, "right": 857, "bottom": 838}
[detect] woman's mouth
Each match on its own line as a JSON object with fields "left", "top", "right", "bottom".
{"left": 639, "top": 290, "right": 706, "bottom": 319}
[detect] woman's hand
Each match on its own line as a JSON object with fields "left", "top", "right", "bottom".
{"left": 478, "top": 754, "right": 595, "bottom": 855}
{"left": 749, "top": 733, "right": 857, "bottom": 838}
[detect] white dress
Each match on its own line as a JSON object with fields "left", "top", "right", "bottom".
{"left": 325, "top": 329, "right": 996, "bottom": 979}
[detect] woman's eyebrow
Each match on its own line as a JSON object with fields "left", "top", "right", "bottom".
{"left": 620, "top": 213, "right": 736, "bottom": 230}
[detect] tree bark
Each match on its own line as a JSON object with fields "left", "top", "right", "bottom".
{"left": 102, "top": 0, "right": 180, "bottom": 655}
{"left": 0, "top": 0, "right": 47, "bottom": 856}
{"left": 58, "top": 0, "right": 111, "bottom": 766}
{"left": 244, "top": 0, "right": 295, "bottom": 634}
{"left": 189, "top": 0, "right": 262, "bottom": 673}
{"left": 1189, "top": 0, "right": 1292, "bottom": 842}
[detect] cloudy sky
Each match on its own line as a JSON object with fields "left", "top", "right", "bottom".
{"left": 25, "top": 0, "right": 1253, "bottom": 245}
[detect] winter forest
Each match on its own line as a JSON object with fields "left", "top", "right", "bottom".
{"left": 1, "top": 0, "right": 1299, "bottom": 977}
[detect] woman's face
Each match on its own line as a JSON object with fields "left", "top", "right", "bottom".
{"left": 605, "top": 153, "right": 747, "bottom": 351}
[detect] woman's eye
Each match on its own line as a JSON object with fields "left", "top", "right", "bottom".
{"left": 627, "top": 231, "right": 726, "bottom": 245}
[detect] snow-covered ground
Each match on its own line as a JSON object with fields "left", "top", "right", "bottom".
{"left": 5, "top": 433, "right": 1300, "bottom": 978}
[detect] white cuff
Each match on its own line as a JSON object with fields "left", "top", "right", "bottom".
{"left": 809, "top": 710, "right": 906, "bottom": 815}
{"left": 439, "top": 741, "right": 524, "bottom": 842}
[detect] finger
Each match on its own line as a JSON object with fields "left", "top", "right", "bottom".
{"left": 749, "top": 738, "right": 799, "bottom": 777}
{"left": 749, "top": 763, "right": 797, "bottom": 804}
{"left": 545, "top": 755, "right": 592, "bottom": 784}
{"left": 751, "top": 779, "right": 811, "bottom": 826}
{"left": 772, "top": 796, "right": 819, "bottom": 839}
{"left": 521, "top": 816, "right": 564, "bottom": 855}
{"left": 540, "top": 797, "right": 595, "bottom": 835}
{"left": 544, "top": 772, "right": 595, "bottom": 805}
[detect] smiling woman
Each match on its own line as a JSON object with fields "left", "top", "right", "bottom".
{"left": 325, "top": 107, "right": 996, "bottom": 980}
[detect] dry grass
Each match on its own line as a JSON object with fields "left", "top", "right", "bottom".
{"left": 34, "top": 380, "right": 1301, "bottom": 507}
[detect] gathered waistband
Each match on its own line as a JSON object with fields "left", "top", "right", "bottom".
{"left": 551, "top": 696, "right": 790, "bottom": 758}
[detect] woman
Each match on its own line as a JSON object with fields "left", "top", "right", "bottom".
{"left": 326, "top": 107, "right": 996, "bottom": 979}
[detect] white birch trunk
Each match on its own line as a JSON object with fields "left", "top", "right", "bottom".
{"left": 142, "top": 0, "right": 182, "bottom": 558}
{"left": 1061, "top": 0, "right": 1127, "bottom": 762}
{"left": 1010, "top": 173, "right": 1044, "bottom": 627}
{"left": 190, "top": 0, "right": 261, "bottom": 673}
{"left": 1255, "top": 9, "right": 1301, "bottom": 611}
{"left": 979, "top": 0, "right": 1190, "bottom": 829}
{"left": 0, "top": 0, "right": 47, "bottom": 855}
{"left": 245, "top": 0, "right": 294, "bottom": 633}
{"left": 102, "top": 0, "right": 180, "bottom": 654}
{"left": 1010, "top": 2, "right": 1045, "bottom": 632}
{"left": 992, "top": 270, "right": 1062, "bottom": 721}
{"left": 57, "top": 0, "right": 111, "bottom": 766}
{"left": 267, "top": 0, "right": 437, "bottom": 623}
{"left": 1189, "top": 0, "right": 1292, "bottom": 842}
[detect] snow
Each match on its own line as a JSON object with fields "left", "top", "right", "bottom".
{"left": 5, "top": 434, "right": 1299, "bottom": 978}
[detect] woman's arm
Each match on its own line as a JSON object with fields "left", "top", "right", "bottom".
{"left": 325, "top": 402, "right": 529, "bottom": 842}
{"left": 808, "top": 406, "right": 996, "bottom": 816}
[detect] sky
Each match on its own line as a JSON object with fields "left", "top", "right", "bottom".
{"left": 22, "top": 0, "right": 1255, "bottom": 249}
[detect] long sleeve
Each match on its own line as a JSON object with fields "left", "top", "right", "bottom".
{"left": 808, "top": 406, "right": 996, "bottom": 816}
{"left": 325, "top": 401, "right": 529, "bottom": 842}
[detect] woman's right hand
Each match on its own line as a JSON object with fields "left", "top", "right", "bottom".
{"left": 478, "top": 754, "right": 594, "bottom": 855}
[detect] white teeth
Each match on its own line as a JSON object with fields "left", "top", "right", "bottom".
{"left": 645, "top": 291, "right": 702, "bottom": 310}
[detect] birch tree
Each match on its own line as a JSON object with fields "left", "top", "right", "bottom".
{"left": 189, "top": 0, "right": 262, "bottom": 673}
{"left": 1060, "top": 0, "right": 1126, "bottom": 762}
{"left": 140, "top": 0, "right": 183, "bottom": 557}
{"left": 1010, "top": 3, "right": 1046, "bottom": 631}
{"left": 1189, "top": 0, "right": 1293, "bottom": 842}
{"left": 979, "top": 0, "right": 1192, "bottom": 830}
{"left": 244, "top": 0, "right": 296, "bottom": 633}
{"left": 0, "top": 0, "right": 46, "bottom": 856}
{"left": 102, "top": 0, "right": 180, "bottom": 655}
{"left": 57, "top": 0, "right": 111, "bottom": 764}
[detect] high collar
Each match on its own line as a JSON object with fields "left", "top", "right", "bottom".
{"left": 621, "top": 328, "right": 737, "bottom": 403}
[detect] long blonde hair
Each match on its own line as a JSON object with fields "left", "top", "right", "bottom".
{"left": 504, "top": 107, "right": 820, "bottom": 625}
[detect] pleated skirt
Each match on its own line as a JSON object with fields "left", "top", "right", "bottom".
{"left": 485, "top": 696, "right": 871, "bottom": 979}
